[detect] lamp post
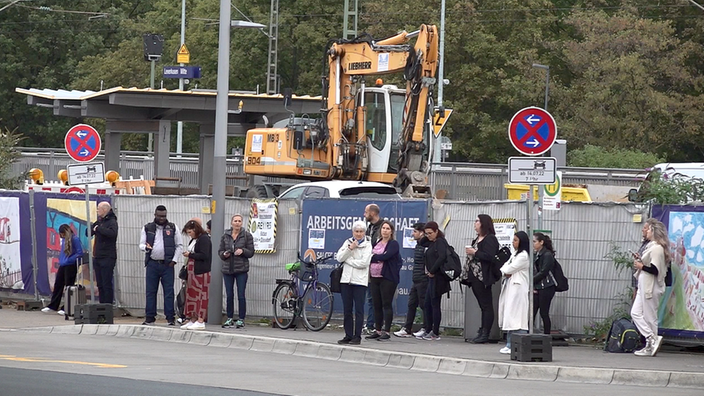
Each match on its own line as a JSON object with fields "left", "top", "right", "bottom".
{"left": 208, "top": 0, "right": 265, "bottom": 324}
{"left": 532, "top": 63, "right": 549, "bottom": 111}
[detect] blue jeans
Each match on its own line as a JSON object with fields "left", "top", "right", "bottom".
{"left": 506, "top": 329, "right": 527, "bottom": 349}
{"left": 365, "top": 287, "right": 375, "bottom": 329}
{"left": 145, "top": 259, "right": 175, "bottom": 322}
{"left": 93, "top": 257, "right": 116, "bottom": 304}
{"left": 223, "top": 272, "right": 248, "bottom": 320}
{"left": 341, "top": 283, "right": 366, "bottom": 339}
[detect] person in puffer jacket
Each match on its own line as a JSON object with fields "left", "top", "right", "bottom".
{"left": 218, "top": 214, "right": 254, "bottom": 329}
{"left": 335, "top": 220, "right": 373, "bottom": 345}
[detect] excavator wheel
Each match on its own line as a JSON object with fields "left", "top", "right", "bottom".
{"left": 246, "top": 185, "right": 270, "bottom": 199}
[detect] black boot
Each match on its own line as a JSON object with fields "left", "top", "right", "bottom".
{"left": 471, "top": 328, "right": 490, "bottom": 344}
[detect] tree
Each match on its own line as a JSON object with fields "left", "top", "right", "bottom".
{"left": 0, "top": 127, "right": 25, "bottom": 189}
{"left": 567, "top": 144, "right": 663, "bottom": 169}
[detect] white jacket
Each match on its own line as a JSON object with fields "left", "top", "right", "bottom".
{"left": 498, "top": 250, "right": 530, "bottom": 331}
{"left": 335, "top": 236, "right": 372, "bottom": 287}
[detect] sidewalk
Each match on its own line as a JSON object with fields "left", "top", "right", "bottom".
{"left": 1, "top": 306, "right": 703, "bottom": 389}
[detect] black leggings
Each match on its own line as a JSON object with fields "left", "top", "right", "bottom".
{"left": 533, "top": 286, "right": 556, "bottom": 334}
{"left": 470, "top": 278, "right": 494, "bottom": 332}
{"left": 370, "top": 277, "right": 397, "bottom": 332}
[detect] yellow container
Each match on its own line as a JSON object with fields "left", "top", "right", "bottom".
{"left": 504, "top": 184, "right": 591, "bottom": 202}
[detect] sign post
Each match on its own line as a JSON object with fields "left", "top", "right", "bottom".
{"left": 65, "top": 124, "right": 103, "bottom": 304}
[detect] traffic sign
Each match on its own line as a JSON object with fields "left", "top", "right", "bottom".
{"left": 67, "top": 162, "right": 105, "bottom": 186}
{"left": 432, "top": 108, "right": 453, "bottom": 137}
{"left": 177, "top": 43, "right": 190, "bottom": 64}
{"left": 65, "top": 124, "right": 101, "bottom": 162}
{"left": 508, "top": 156, "right": 556, "bottom": 184}
{"left": 508, "top": 107, "right": 557, "bottom": 156}
{"left": 163, "top": 66, "right": 201, "bottom": 79}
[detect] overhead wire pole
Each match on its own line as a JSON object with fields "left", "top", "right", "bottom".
{"left": 433, "top": 0, "right": 446, "bottom": 165}
{"left": 532, "top": 63, "right": 550, "bottom": 232}
{"left": 177, "top": 0, "right": 186, "bottom": 157}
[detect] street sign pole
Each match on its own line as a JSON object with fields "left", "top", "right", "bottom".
{"left": 85, "top": 185, "right": 95, "bottom": 303}
{"left": 527, "top": 184, "right": 534, "bottom": 335}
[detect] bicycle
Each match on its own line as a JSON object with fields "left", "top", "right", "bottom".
{"left": 272, "top": 254, "right": 334, "bottom": 331}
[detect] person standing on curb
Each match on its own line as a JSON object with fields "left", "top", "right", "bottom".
{"left": 179, "top": 219, "right": 211, "bottom": 331}
{"left": 43, "top": 224, "right": 84, "bottom": 315}
{"left": 92, "top": 201, "right": 118, "bottom": 305}
{"left": 498, "top": 231, "right": 530, "bottom": 354}
{"left": 532, "top": 232, "right": 557, "bottom": 336}
{"left": 395, "top": 222, "right": 429, "bottom": 338}
{"left": 417, "top": 221, "right": 449, "bottom": 341}
{"left": 139, "top": 205, "right": 183, "bottom": 326}
{"left": 219, "top": 214, "right": 254, "bottom": 329}
{"left": 363, "top": 203, "right": 383, "bottom": 334}
{"left": 465, "top": 214, "right": 500, "bottom": 344}
{"left": 365, "top": 220, "right": 402, "bottom": 341}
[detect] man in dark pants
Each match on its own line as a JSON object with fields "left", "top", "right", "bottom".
{"left": 91, "top": 201, "right": 118, "bottom": 305}
{"left": 394, "top": 222, "right": 428, "bottom": 338}
{"left": 363, "top": 203, "right": 383, "bottom": 334}
{"left": 139, "top": 205, "right": 183, "bottom": 326}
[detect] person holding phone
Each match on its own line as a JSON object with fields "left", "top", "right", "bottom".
{"left": 631, "top": 219, "right": 659, "bottom": 301}
{"left": 219, "top": 214, "right": 254, "bottom": 329}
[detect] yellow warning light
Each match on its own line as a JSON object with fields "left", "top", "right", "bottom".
{"left": 375, "top": 78, "right": 384, "bottom": 87}
{"left": 105, "top": 170, "right": 120, "bottom": 184}
{"left": 57, "top": 169, "right": 68, "bottom": 185}
{"left": 29, "top": 168, "right": 44, "bottom": 184}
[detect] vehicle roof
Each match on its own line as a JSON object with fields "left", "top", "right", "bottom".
{"left": 298, "top": 180, "right": 396, "bottom": 191}
{"left": 652, "top": 163, "right": 704, "bottom": 178}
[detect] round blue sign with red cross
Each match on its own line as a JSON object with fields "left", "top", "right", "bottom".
{"left": 508, "top": 107, "right": 557, "bottom": 156}
{"left": 64, "top": 124, "right": 101, "bottom": 162}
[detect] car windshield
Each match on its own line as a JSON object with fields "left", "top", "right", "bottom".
{"left": 338, "top": 187, "right": 399, "bottom": 198}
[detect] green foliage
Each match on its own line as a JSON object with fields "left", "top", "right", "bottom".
{"left": 0, "top": 127, "right": 26, "bottom": 189}
{"left": 567, "top": 145, "right": 664, "bottom": 169}
{"left": 635, "top": 170, "right": 704, "bottom": 204}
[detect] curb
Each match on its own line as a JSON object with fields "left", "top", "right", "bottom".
{"left": 11, "top": 324, "right": 704, "bottom": 389}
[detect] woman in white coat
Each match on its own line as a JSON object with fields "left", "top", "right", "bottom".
{"left": 335, "top": 220, "right": 373, "bottom": 345}
{"left": 498, "top": 231, "right": 531, "bottom": 354}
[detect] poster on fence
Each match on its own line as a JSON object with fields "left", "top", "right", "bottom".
{"left": 249, "top": 198, "right": 277, "bottom": 253}
{"left": 0, "top": 197, "right": 21, "bottom": 289}
{"left": 653, "top": 205, "right": 704, "bottom": 336}
{"left": 301, "top": 199, "right": 428, "bottom": 315}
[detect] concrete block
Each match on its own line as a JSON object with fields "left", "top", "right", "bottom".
{"left": 293, "top": 342, "right": 320, "bottom": 358}
{"left": 317, "top": 345, "right": 343, "bottom": 361}
{"left": 411, "top": 355, "right": 442, "bottom": 372}
{"left": 612, "top": 369, "right": 670, "bottom": 387}
{"left": 19, "top": 326, "right": 53, "bottom": 333}
{"left": 557, "top": 367, "right": 613, "bottom": 384}
{"left": 272, "top": 339, "right": 297, "bottom": 355}
{"left": 115, "top": 325, "right": 135, "bottom": 338}
{"left": 386, "top": 353, "right": 415, "bottom": 369}
{"left": 93, "top": 325, "right": 109, "bottom": 335}
{"left": 131, "top": 326, "right": 153, "bottom": 339}
{"left": 80, "top": 324, "right": 99, "bottom": 335}
{"left": 189, "top": 332, "right": 212, "bottom": 346}
{"left": 339, "top": 348, "right": 366, "bottom": 364}
{"left": 462, "top": 361, "right": 495, "bottom": 378}
{"left": 668, "top": 372, "right": 704, "bottom": 389}
{"left": 507, "top": 364, "right": 559, "bottom": 381}
{"left": 229, "top": 336, "right": 254, "bottom": 350}
{"left": 363, "top": 350, "right": 390, "bottom": 366}
{"left": 105, "top": 325, "right": 121, "bottom": 336}
{"left": 208, "top": 333, "right": 234, "bottom": 348}
{"left": 51, "top": 325, "right": 81, "bottom": 335}
{"left": 170, "top": 329, "right": 192, "bottom": 343}
{"left": 489, "top": 363, "right": 510, "bottom": 379}
{"left": 437, "top": 358, "right": 467, "bottom": 375}
{"left": 250, "top": 337, "right": 275, "bottom": 352}
{"left": 150, "top": 328, "right": 173, "bottom": 342}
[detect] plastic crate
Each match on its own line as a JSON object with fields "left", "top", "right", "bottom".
{"left": 74, "top": 303, "right": 114, "bottom": 325}
{"left": 511, "top": 333, "right": 552, "bottom": 362}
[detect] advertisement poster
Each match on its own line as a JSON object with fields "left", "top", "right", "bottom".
{"left": 0, "top": 197, "right": 21, "bottom": 288}
{"left": 493, "top": 218, "right": 518, "bottom": 249}
{"left": 301, "top": 199, "right": 427, "bottom": 315}
{"left": 46, "top": 198, "right": 95, "bottom": 291}
{"left": 653, "top": 205, "right": 704, "bottom": 336}
{"left": 249, "top": 199, "right": 278, "bottom": 253}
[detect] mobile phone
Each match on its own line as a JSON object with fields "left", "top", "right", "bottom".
{"left": 628, "top": 249, "right": 637, "bottom": 257}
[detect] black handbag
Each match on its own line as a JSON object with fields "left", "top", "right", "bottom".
{"left": 329, "top": 265, "right": 343, "bottom": 293}
{"left": 178, "top": 265, "right": 188, "bottom": 281}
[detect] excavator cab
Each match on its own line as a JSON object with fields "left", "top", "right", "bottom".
{"left": 364, "top": 85, "right": 405, "bottom": 175}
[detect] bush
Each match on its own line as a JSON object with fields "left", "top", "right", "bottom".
{"left": 568, "top": 145, "right": 664, "bottom": 169}
{"left": 0, "top": 127, "right": 24, "bottom": 189}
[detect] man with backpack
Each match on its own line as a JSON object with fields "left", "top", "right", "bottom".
{"left": 394, "top": 223, "right": 429, "bottom": 338}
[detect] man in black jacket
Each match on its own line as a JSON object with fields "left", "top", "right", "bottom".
{"left": 363, "top": 203, "right": 383, "bottom": 334}
{"left": 394, "top": 222, "right": 429, "bottom": 338}
{"left": 92, "top": 201, "right": 118, "bottom": 305}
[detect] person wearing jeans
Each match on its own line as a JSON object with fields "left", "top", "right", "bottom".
{"left": 219, "top": 214, "right": 254, "bottom": 329}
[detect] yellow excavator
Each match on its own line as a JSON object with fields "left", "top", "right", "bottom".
{"left": 244, "top": 24, "right": 439, "bottom": 198}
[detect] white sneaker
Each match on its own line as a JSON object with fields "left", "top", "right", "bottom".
{"left": 634, "top": 337, "right": 654, "bottom": 357}
{"left": 180, "top": 321, "right": 194, "bottom": 330}
{"left": 41, "top": 307, "right": 51, "bottom": 313}
{"left": 394, "top": 328, "right": 411, "bottom": 338}
{"left": 651, "top": 335, "right": 664, "bottom": 357}
{"left": 57, "top": 310, "right": 65, "bottom": 316}
{"left": 188, "top": 321, "right": 206, "bottom": 331}
{"left": 499, "top": 346, "right": 511, "bottom": 354}
{"left": 413, "top": 328, "right": 426, "bottom": 337}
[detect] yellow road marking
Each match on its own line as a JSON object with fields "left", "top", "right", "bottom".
{"left": 0, "top": 354, "right": 126, "bottom": 368}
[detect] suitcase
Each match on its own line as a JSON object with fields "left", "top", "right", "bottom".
{"left": 64, "top": 254, "right": 87, "bottom": 320}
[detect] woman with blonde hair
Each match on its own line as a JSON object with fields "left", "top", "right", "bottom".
{"left": 632, "top": 218, "right": 670, "bottom": 357}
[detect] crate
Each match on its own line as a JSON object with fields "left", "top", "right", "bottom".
{"left": 511, "top": 333, "right": 552, "bottom": 362}
{"left": 16, "top": 300, "right": 43, "bottom": 311}
{"left": 74, "top": 303, "right": 114, "bottom": 324}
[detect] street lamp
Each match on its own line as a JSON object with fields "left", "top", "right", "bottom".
{"left": 208, "top": 0, "right": 266, "bottom": 324}
{"left": 532, "top": 63, "right": 549, "bottom": 111}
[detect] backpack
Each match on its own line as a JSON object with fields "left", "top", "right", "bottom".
{"left": 441, "top": 244, "right": 462, "bottom": 282}
{"left": 552, "top": 259, "right": 569, "bottom": 292}
{"left": 604, "top": 318, "right": 641, "bottom": 353}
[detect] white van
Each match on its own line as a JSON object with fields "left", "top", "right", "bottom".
{"left": 628, "top": 163, "right": 704, "bottom": 201}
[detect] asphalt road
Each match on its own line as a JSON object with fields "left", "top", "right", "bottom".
{"left": 0, "top": 332, "right": 701, "bottom": 396}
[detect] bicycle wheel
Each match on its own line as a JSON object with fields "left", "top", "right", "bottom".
{"left": 302, "top": 282, "right": 333, "bottom": 331}
{"left": 272, "top": 283, "right": 297, "bottom": 329}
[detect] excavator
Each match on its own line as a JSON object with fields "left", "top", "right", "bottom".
{"left": 244, "top": 24, "right": 439, "bottom": 198}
